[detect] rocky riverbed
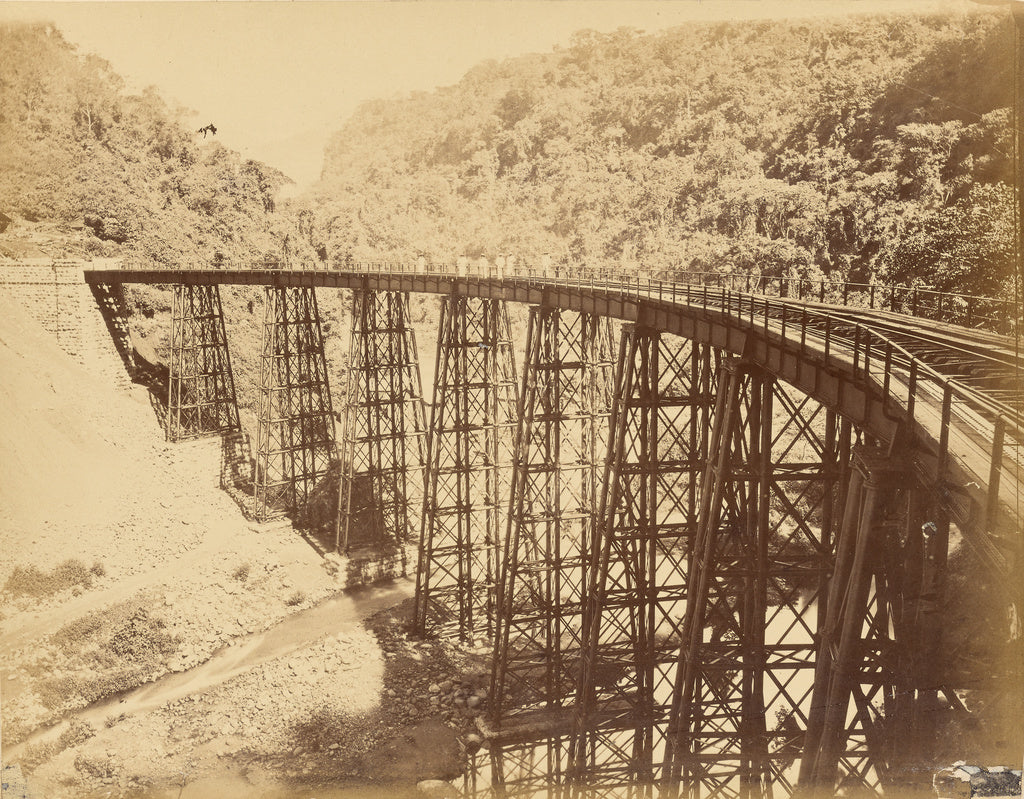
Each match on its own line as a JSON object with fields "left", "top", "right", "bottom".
{"left": 16, "top": 596, "right": 489, "bottom": 798}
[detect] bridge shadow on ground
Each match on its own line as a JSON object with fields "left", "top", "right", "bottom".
{"left": 282, "top": 469, "right": 410, "bottom": 589}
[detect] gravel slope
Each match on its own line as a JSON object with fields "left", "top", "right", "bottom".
{"left": 0, "top": 296, "right": 480, "bottom": 798}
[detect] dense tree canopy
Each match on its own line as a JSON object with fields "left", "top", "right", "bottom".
{"left": 0, "top": 22, "right": 291, "bottom": 265}
{"left": 0, "top": 11, "right": 1018, "bottom": 302}
{"left": 304, "top": 11, "right": 1017, "bottom": 298}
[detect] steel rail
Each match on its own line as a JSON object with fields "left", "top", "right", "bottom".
{"left": 718, "top": 296, "right": 1023, "bottom": 419}
{"left": 653, "top": 268, "right": 1019, "bottom": 334}
{"left": 757, "top": 299, "right": 1021, "bottom": 380}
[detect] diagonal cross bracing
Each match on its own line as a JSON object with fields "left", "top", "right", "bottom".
{"left": 662, "top": 360, "right": 848, "bottom": 799}
{"left": 464, "top": 732, "right": 575, "bottom": 799}
{"left": 491, "top": 307, "right": 615, "bottom": 725}
{"left": 167, "top": 283, "right": 241, "bottom": 443}
{"left": 337, "top": 289, "right": 428, "bottom": 554}
{"left": 570, "top": 325, "right": 718, "bottom": 795}
{"left": 414, "top": 294, "right": 519, "bottom": 642}
{"left": 799, "top": 445, "right": 948, "bottom": 797}
{"left": 254, "top": 286, "right": 335, "bottom": 520}
{"left": 90, "top": 281, "right": 136, "bottom": 377}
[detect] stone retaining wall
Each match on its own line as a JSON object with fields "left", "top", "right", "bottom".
{"left": 0, "top": 259, "right": 131, "bottom": 388}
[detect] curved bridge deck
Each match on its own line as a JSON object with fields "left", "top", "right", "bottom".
{"left": 85, "top": 264, "right": 1023, "bottom": 570}
{"left": 77, "top": 261, "right": 1024, "bottom": 794}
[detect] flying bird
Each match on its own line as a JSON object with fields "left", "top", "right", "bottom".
{"left": 197, "top": 124, "right": 218, "bottom": 137}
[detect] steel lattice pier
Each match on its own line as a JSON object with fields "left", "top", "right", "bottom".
{"left": 414, "top": 294, "right": 519, "bottom": 641}
{"left": 254, "top": 286, "right": 335, "bottom": 520}
{"left": 491, "top": 306, "right": 615, "bottom": 724}
{"left": 337, "top": 289, "right": 428, "bottom": 556}
{"left": 661, "top": 360, "right": 849, "bottom": 799}
{"left": 800, "top": 446, "right": 946, "bottom": 795}
{"left": 569, "top": 325, "right": 718, "bottom": 794}
{"left": 167, "top": 284, "right": 240, "bottom": 442}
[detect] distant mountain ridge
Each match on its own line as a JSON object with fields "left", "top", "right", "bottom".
{"left": 0, "top": 13, "right": 1017, "bottom": 302}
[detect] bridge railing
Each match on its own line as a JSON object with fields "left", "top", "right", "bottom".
{"left": 93, "top": 258, "right": 1020, "bottom": 562}
{"left": 661, "top": 269, "right": 1017, "bottom": 334}
{"left": 316, "top": 262, "right": 1016, "bottom": 333}
{"left": 103, "top": 258, "right": 1018, "bottom": 334}
{"left": 477, "top": 268, "right": 1021, "bottom": 563}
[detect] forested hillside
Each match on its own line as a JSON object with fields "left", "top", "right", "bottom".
{"left": 0, "top": 23, "right": 291, "bottom": 265}
{"left": 0, "top": 11, "right": 1017, "bottom": 300}
{"left": 0, "top": 22, "right": 353, "bottom": 428}
{"left": 307, "top": 11, "right": 1017, "bottom": 298}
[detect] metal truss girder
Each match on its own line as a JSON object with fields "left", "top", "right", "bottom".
{"left": 570, "top": 325, "right": 719, "bottom": 793}
{"left": 337, "top": 289, "right": 427, "bottom": 554}
{"left": 167, "top": 284, "right": 240, "bottom": 442}
{"left": 491, "top": 307, "right": 615, "bottom": 725}
{"left": 663, "top": 360, "right": 847, "bottom": 799}
{"left": 254, "top": 286, "right": 335, "bottom": 520}
{"left": 414, "top": 294, "right": 518, "bottom": 641}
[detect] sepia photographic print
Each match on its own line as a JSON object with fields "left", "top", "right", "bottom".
{"left": 0, "top": 1, "right": 1021, "bottom": 798}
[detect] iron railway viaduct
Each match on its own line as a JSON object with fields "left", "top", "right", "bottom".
{"left": 81, "top": 263, "right": 1021, "bottom": 798}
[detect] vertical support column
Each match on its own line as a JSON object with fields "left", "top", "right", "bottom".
{"left": 167, "top": 284, "right": 240, "bottom": 442}
{"left": 254, "top": 286, "right": 335, "bottom": 520}
{"left": 337, "top": 290, "right": 427, "bottom": 557}
{"left": 413, "top": 294, "right": 518, "bottom": 642}
{"left": 570, "top": 326, "right": 717, "bottom": 794}
{"left": 464, "top": 732, "right": 574, "bottom": 799}
{"left": 663, "top": 360, "right": 845, "bottom": 799}
{"left": 799, "top": 446, "right": 933, "bottom": 797}
{"left": 490, "top": 307, "right": 614, "bottom": 726}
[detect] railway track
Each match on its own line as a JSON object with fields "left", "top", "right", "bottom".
{"left": 807, "top": 305, "right": 1017, "bottom": 366}
{"left": 795, "top": 304, "right": 1021, "bottom": 410}
{"left": 624, "top": 279, "right": 1022, "bottom": 419}
{"left": 84, "top": 264, "right": 1023, "bottom": 564}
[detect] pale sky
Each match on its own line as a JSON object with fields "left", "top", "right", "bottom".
{"left": 0, "top": 0, "right": 991, "bottom": 188}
